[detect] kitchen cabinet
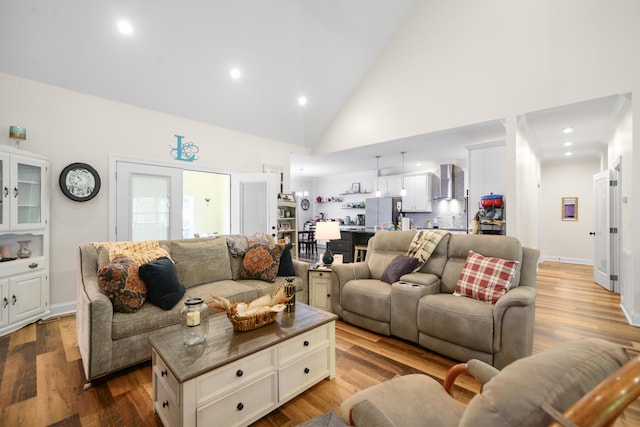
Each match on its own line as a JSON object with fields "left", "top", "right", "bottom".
{"left": 402, "top": 173, "right": 432, "bottom": 212}
{"left": 277, "top": 200, "right": 297, "bottom": 256}
{"left": 0, "top": 146, "right": 50, "bottom": 337}
{"left": 328, "top": 230, "right": 374, "bottom": 263}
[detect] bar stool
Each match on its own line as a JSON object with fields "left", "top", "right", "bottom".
{"left": 354, "top": 244, "right": 368, "bottom": 262}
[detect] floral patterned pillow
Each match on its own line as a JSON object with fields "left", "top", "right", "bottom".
{"left": 238, "top": 243, "right": 284, "bottom": 283}
{"left": 98, "top": 255, "right": 147, "bottom": 312}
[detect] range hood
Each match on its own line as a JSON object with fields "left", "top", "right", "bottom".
{"left": 435, "top": 164, "right": 463, "bottom": 200}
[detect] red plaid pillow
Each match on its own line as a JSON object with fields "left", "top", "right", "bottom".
{"left": 455, "top": 250, "right": 519, "bottom": 304}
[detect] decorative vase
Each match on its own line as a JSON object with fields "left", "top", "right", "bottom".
{"left": 285, "top": 277, "right": 296, "bottom": 312}
{"left": 17, "top": 240, "right": 32, "bottom": 258}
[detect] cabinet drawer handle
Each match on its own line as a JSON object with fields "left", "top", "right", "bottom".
{"left": 13, "top": 187, "right": 18, "bottom": 198}
{"left": 3, "top": 186, "right": 7, "bottom": 198}
{"left": 161, "top": 369, "right": 167, "bottom": 377}
{"left": 304, "top": 367, "right": 310, "bottom": 374}
{"left": 236, "top": 369, "right": 243, "bottom": 377}
{"left": 2, "top": 297, "right": 7, "bottom": 308}
{"left": 303, "top": 340, "right": 309, "bottom": 347}
{"left": 237, "top": 402, "right": 244, "bottom": 411}
{"left": 29, "top": 263, "right": 38, "bottom": 269}
{"left": 162, "top": 401, "right": 169, "bottom": 408}
{"left": 12, "top": 295, "right": 16, "bottom": 306}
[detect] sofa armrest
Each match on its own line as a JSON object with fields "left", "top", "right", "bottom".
{"left": 292, "top": 259, "right": 310, "bottom": 304}
{"left": 492, "top": 286, "right": 537, "bottom": 368}
{"left": 76, "top": 246, "right": 114, "bottom": 381}
{"left": 329, "top": 262, "right": 371, "bottom": 317}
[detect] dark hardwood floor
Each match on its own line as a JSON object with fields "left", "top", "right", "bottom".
{"left": 1, "top": 261, "right": 640, "bottom": 426}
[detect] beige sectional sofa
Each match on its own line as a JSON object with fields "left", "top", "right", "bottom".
{"left": 331, "top": 231, "right": 539, "bottom": 369}
{"left": 76, "top": 235, "right": 309, "bottom": 382}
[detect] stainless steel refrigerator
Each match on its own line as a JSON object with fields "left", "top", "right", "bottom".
{"left": 365, "top": 197, "right": 403, "bottom": 229}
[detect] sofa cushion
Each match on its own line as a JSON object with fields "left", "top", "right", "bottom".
{"left": 441, "top": 235, "right": 522, "bottom": 293}
{"left": 417, "top": 294, "right": 495, "bottom": 353}
{"left": 98, "top": 256, "right": 147, "bottom": 313}
{"left": 111, "top": 279, "right": 260, "bottom": 340}
{"left": 171, "top": 237, "right": 232, "bottom": 287}
{"left": 343, "top": 280, "right": 392, "bottom": 323}
{"left": 238, "top": 242, "right": 283, "bottom": 282}
{"left": 460, "top": 338, "right": 631, "bottom": 427}
{"left": 381, "top": 256, "right": 419, "bottom": 284}
{"left": 139, "top": 257, "right": 186, "bottom": 310}
{"left": 277, "top": 243, "right": 295, "bottom": 277}
{"left": 455, "top": 250, "right": 518, "bottom": 304}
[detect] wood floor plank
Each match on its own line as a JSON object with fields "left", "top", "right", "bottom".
{"left": 1, "top": 261, "right": 640, "bottom": 426}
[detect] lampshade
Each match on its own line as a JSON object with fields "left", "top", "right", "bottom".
{"left": 315, "top": 221, "right": 341, "bottom": 240}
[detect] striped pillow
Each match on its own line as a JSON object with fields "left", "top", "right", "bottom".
{"left": 455, "top": 250, "right": 519, "bottom": 304}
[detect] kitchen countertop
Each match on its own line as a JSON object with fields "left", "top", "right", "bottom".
{"left": 339, "top": 226, "right": 467, "bottom": 234}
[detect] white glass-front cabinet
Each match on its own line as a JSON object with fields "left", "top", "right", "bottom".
{"left": 0, "top": 145, "right": 49, "bottom": 336}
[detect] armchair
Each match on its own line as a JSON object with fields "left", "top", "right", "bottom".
{"left": 341, "top": 338, "right": 639, "bottom": 427}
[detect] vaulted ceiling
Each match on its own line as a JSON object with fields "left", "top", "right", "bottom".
{"left": 0, "top": 0, "right": 415, "bottom": 147}
{"left": 0, "top": 1, "right": 627, "bottom": 179}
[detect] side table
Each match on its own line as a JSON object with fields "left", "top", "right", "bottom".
{"left": 309, "top": 267, "right": 332, "bottom": 311}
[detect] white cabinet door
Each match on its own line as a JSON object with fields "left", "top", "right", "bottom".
{"left": 9, "top": 155, "right": 47, "bottom": 230}
{"left": 0, "top": 154, "right": 10, "bottom": 231}
{"left": 9, "top": 272, "right": 47, "bottom": 324}
{"left": 0, "top": 279, "right": 8, "bottom": 329}
{"left": 403, "top": 174, "right": 431, "bottom": 212}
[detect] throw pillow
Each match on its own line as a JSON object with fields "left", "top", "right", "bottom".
{"left": 381, "top": 255, "right": 420, "bottom": 284}
{"left": 277, "top": 243, "right": 295, "bottom": 277}
{"left": 455, "top": 250, "right": 519, "bottom": 304}
{"left": 98, "top": 256, "right": 147, "bottom": 313}
{"left": 238, "top": 242, "right": 284, "bottom": 282}
{"left": 171, "top": 238, "right": 232, "bottom": 287}
{"left": 139, "top": 257, "right": 186, "bottom": 310}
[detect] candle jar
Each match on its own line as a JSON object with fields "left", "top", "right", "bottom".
{"left": 180, "top": 297, "right": 208, "bottom": 346}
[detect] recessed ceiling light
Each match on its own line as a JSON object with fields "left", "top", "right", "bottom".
{"left": 229, "top": 67, "right": 242, "bottom": 80}
{"left": 563, "top": 127, "right": 574, "bottom": 134}
{"left": 117, "top": 20, "right": 134, "bottom": 36}
{"left": 565, "top": 152, "right": 572, "bottom": 156}
{"left": 297, "top": 95, "right": 308, "bottom": 106}
{"left": 564, "top": 141, "right": 573, "bottom": 147}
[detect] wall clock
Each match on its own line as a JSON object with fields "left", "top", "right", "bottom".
{"left": 59, "top": 163, "right": 101, "bottom": 202}
{"left": 300, "top": 198, "right": 310, "bottom": 211}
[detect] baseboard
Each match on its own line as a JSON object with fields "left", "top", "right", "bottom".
{"left": 540, "top": 255, "right": 592, "bottom": 265}
{"left": 621, "top": 302, "right": 640, "bottom": 327}
{"left": 48, "top": 301, "right": 77, "bottom": 318}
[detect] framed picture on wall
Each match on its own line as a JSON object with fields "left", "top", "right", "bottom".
{"left": 562, "top": 197, "right": 578, "bottom": 221}
{"left": 351, "top": 182, "right": 360, "bottom": 193}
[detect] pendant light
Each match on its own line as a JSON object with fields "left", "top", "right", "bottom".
{"left": 375, "top": 156, "right": 382, "bottom": 197}
{"left": 400, "top": 152, "right": 407, "bottom": 196}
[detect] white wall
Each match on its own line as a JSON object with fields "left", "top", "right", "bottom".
{"left": 540, "top": 160, "right": 599, "bottom": 264}
{"left": 0, "top": 73, "right": 308, "bottom": 313}
{"left": 316, "top": 0, "right": 640, "bottom": 320}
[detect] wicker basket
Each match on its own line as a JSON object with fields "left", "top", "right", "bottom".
{"left": 227, "top": 310, "right": 278, "bottom": 332}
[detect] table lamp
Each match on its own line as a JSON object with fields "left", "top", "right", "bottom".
{"left": 315, "top": 221, "right": 341, "bottom": 266}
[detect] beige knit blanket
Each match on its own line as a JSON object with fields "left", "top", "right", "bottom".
{"left": 405, "top": 230, "right": 450, "bottom": 270}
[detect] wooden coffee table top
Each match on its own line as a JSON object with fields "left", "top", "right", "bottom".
{"left": 149, "top": 303, "right": 337, "bottom": 383}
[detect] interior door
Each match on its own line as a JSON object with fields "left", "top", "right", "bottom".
{"left": 115, "top": 161, "right": 182, "bottom": 241}
{"left": 593, "top": 169, "right": 613, "bottom": 291}
{"left": 231, "top": 173, "right": 278, "bottom": 237}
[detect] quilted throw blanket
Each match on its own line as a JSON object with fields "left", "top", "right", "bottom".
{"left": 225, "top": 233, "right": 271, "bottom": 256}
{"left": 405, "top": 230, "right": 450, "bottom": 270}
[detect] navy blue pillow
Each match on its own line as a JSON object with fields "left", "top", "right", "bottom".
{"left": 139, "top": 257, "right": 185, "bottom": 310}
{"left": 277, "top": 243, "right": 295, "bottom": 277}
